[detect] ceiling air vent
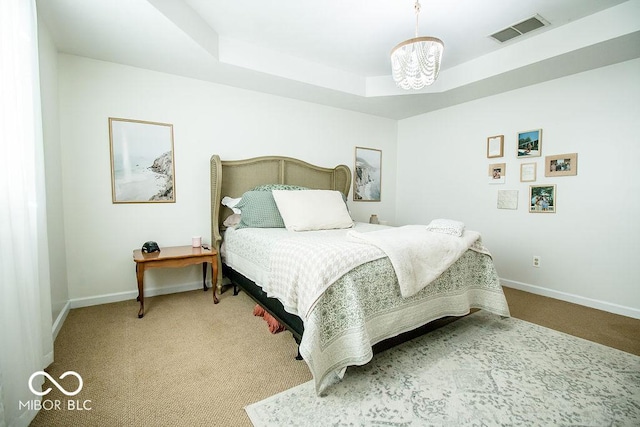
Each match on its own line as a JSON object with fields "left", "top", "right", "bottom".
{"left": 490, "top": 14, "right": 549, "bottom": 43}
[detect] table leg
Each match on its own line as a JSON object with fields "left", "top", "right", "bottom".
{"left": 211, "top": 261, "right": 219, "bottom": 304}
{"left": 202, "top": 263, "right": 208, "bottom": 291}
{"left": 136, "top": 264, "right": 145, "bottom": 318}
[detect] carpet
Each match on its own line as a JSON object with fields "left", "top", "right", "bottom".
{"left": 246, "top": 311, "right": 640, "bottom": 426}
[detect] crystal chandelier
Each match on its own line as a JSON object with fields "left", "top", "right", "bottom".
{"left": 391, "top": 0, "right": 444, "bottom": 90}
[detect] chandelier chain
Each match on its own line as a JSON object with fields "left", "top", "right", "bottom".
{"left": 414, "top": 1, "right": 421, "bottom": 38}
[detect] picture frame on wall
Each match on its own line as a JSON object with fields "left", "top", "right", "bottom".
{"left": 109, "top": 117, "right": 175, "bottom": 203}
{"left": 529, "top": 184, "right": 556, "bottom": 213}
{"left": 353, "top": 146, "right": 382, "bottom": 201}
{"left": 545, "top": 153, "right": 578, "bottom": 177}
{"left": 488, "top": 163, "right": 506, "bottom": 184}
{"left": 517, "top": 129, "right": 542, "bottom": 158}
{"left": 487, "top": 135, "right": 504, "bottom": 158}
{"left": 520, "top": 162, "right": 537, "bottom": 182}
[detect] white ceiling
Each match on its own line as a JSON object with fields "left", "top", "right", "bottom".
{"left": 36, "top": 0, "right": 640, "bottom": 119}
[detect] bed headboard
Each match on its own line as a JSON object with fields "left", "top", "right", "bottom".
{"left": 210, "top": 154, "right": 351, "bottom": 253}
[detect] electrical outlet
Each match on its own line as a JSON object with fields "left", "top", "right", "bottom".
{"left": 533, "top": 256, "right": 541, "bottom": 268}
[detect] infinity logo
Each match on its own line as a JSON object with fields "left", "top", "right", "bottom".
{"left": 28, "top": 371, "right": 83, "bottom": 397}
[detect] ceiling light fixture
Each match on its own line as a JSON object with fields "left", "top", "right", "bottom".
{"left": 391, "top": 0, "right": 444, "bottom": 90}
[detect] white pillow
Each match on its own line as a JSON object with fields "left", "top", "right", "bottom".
{"left": 426, "top": 218, "right": 465, "bottom": 237}
{"left": 272, "top": 190, "right": 353, "bottom": 231}
{"left": 221, "top": 196, "right": 242, "bottom": 214}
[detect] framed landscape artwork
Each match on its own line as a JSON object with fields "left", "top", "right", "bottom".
{"left": 517, "top": 129, "right": 542, "bottom": 158}
{"left": 353, "top": 147, "right": 381, "bottom": 201}
{"left": 529, "top": 184, "right": 556, "bottom": 213}
{"left": 109, "top": 118, "right": 175, "bottom": 203}
{"left": 545, "top": 153, "right": 578, "bottom": 177}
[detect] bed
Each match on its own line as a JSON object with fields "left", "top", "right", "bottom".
{"left": 210, "top": 154, "right": 510, "bottom": 394}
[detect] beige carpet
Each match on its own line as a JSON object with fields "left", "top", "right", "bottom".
{"left": 30, "top": 286, "right": 640, "bottom": 426}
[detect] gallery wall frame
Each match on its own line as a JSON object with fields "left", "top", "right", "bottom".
{"left": 520, "top": 162, "right": 537, "bottom": 182}
{"left": 545, "top": 153, "right": 578, "bottom": 177}
{"left": 517, "top": 129, "right": 542, "bottom": 158}
{"left": 109, "top": 117, "right": 175, "bottom": 203}
{"left": 353, "top": 146, "right": 382, "bottom": 201}
{"left": 488, "top": 162, "right": 506, "bottom": 184}
{"left": 487, "top": 135, "right": 504, "bottom": 158}
{"left": 497, "top": 190, "right": 518, "bottom": 210}
{"left": 529, "top": 184, "right": 556, "bottom": 213}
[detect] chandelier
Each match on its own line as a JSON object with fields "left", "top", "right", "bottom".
{"left": 391, "top": 0, "right": 444, "bottom": 90}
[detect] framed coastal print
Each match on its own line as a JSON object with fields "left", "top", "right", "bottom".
{"left": 109, "top": 117, "right": 175, "bottom": 203}
{"left": 520, "top": 162, "right": 537, "bottom": 182}
{"left": 545, "top": 153, "right": 577, "bottom": 177}
{"left": 517, "top": 129, "right": 542, "bottom": 158}
{"left": 353, "top": 147, "right": 381, "bottom": 201}
{"left": 487, "top": 135, "right": 504, "bottom": 158}
{"left": 488, "top": 163, "right": 506, "bottom": 184}
{"left": 529, "top": 184, "right": 556, "bottom": 213}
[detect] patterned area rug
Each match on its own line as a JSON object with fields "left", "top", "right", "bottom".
{"left": 246, "top": 311, "right": 640, "bottom": 426}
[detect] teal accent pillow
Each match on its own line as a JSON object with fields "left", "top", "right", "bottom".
{"left": 251, "top": 184, "right": 309, "bottom": 191}
{"left": 235, "top": 191, "right": 285, "bottom": 229}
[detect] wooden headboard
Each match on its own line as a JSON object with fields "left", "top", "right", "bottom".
{"left": 210, "top": 155, "right": 351, "bottom": 282}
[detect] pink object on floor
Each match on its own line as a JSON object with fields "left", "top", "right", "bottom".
{"left": 253, "top": 304, "right": 285, "bottom": 334}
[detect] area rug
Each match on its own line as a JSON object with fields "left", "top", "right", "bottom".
{"left": 246, "top": 311, "right": 640, "bottom": 426}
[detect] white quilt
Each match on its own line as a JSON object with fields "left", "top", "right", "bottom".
{"left": 347, "top": 225, "right": 489, "bottom": 298}
{"left": 264, "top": 230, "right": 385, "bottom": 320}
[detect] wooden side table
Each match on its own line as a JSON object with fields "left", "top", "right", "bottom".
{"left": 133, "top": 245, "right": 218, "bottom": 318}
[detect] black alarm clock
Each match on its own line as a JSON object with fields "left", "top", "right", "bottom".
{"left": 141, "top": 241, "right": 161, "bottom": 253}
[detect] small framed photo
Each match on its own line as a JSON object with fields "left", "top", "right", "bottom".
{"left": 488, "top": 163, "right": 506, "bottom": 184}
{"left": 487, "top": 135, "right": 504, "bottom": 158}
{"left": 517, "top": 129, "right": 542, "bottom": 158}
{"left": 520, "top": 162, "right": 537, "bottom": 182}
{"left": 545, "top": 153, "right": 577, "bottom": 177}
{"left": 353, "top": 147, "right": 382, "bottom": 201}
{"left": 109, "top": 117, "right": 175, "bottom": 203}
{"left": 529, "top": 184, "right": 556, "bottom": 213}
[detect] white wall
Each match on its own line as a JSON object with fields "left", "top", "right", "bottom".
{"left": 57, "top": 54, "right": 397, "bottom": 304}
{"left": 396, "top": 59, "right": 640, "bottom": 318}
{"left": 38, "top": 19, "right": 69, "bottom": 328}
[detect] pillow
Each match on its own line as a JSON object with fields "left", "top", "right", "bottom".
{"left": 426, "top": 219, "right": 465, "bottom": 237}
{"left": 235, "top": 191, "right": 285, "bottom": 229}
{"left": 221, "top": 196, "right": 242, "bottom": 214}
{"left": 223, "top": 213, "right": 241, "bottom": 227}
{"left": 272, "top": 190, "right": 353, "bottom": 231}
{"left": 251, "top": 184, "right": 309, "bottom": 191}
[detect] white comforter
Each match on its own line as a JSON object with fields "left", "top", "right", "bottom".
{"left": 264, "top": 226, "right": 385, "bottom": 320}
{"left": 347, "top": 225, "right": 489, "bottom": 298}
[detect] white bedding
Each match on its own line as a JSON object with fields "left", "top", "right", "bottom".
{"left": 221, "top": 222, "right": 386, "bottom": 293}
{"left": 222, "top": 222, "right": 511, "bottom": 394}
{"left": 347, "top": 225, "right": 488, "bottom": 298}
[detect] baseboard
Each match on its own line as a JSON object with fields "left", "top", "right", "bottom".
{"left": 501, "top": 279, "right": 640, "bottom": 320}
{"left": 69, "top": 281, "right": 205, "bottom": 309}
{"left": 52, "top": 301, "right": 71, "bottom": 340}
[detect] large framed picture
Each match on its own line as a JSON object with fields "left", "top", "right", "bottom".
{"left": 109, "top": 118, "right": 175, "bottom": 203}
{"left": 517, "top": 129, "right": 542, "bottom": 158}
{"left": 545, "top": 153, "right": 577, "bottom": 177}
{"left": 529, "top": 184, "right": 556, "bottom": 213}
{"left": 353, "top": 147, "right": 381, "bottom": 201}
